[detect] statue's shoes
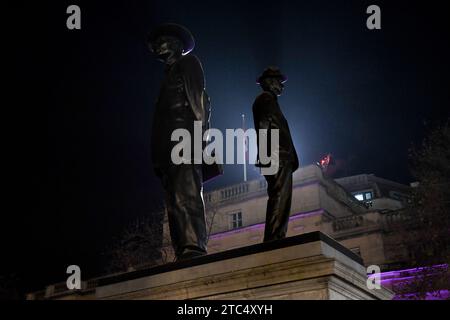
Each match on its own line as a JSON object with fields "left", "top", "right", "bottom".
{"left": 176, "top": 248, "right": 207, "bottom": 261}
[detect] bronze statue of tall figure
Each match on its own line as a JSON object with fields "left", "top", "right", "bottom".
{"left": 252, "top": 67, "right": 299, "bottom": 242}
{"left": 147, "top": 23, "right": 219, "bottom": 261}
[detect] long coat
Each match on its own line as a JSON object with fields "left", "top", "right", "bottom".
{"left": 151, "top": 54, "right": 222, "bottom": 182}
{"left": 252, "top": 91, "right": 299, "bottom": 172}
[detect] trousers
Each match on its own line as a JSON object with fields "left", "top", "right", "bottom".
{"left": 160, "top": 163, "right": 207, "bottom": 257}
{"left": 263, "top": 164, "right": 293, "bottom": 242}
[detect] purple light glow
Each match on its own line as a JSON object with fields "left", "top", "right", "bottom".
{"left": 380, "top": 264, "right": 448, "bottom": 278}
{"left": 379, "top": 264, "right": 449, "bottom": 300}
{"left": 380, "top": 264, "right": 448, "bottom": 285}
{"left": 380, "top": 275, "right": 417, "bottom": 284}
{"left": 289, "top": 209, "right": 325, "bottom": 221}
{"left": 392, "top": 290, "right": 449, "bottom": 300}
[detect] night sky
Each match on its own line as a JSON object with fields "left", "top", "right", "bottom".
{"left": 4, "top": 0, "right": 449, "bottom": 295}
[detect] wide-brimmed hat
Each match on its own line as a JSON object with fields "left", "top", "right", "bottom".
{"left": 147, "top": 23, "right": 195, "bottom": 55}
{"left": 256, "top": 66, "right": 288, "bottom": 84}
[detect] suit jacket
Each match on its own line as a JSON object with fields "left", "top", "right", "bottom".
{"left": 252, "top": 91, "right": 299, "bottom": 172}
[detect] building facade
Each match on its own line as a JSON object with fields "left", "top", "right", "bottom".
{"left": 161, "top": 164, "right": 412, "bottom": 271}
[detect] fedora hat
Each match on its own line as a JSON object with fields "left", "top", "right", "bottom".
{"left": 256, "top": 66, "right": 288, "bottom": 84}
{"left": 148, "top": 23, "right": 195, "bottom": 55}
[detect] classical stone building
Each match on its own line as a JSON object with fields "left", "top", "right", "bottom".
{"left": 165, "top": 164, "right": 412, "bottom": 270}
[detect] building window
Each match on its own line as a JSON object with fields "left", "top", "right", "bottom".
{"left": 230, "top": 212, "right": 243, "bottom": 229}
{"left": 354, "top": 193, "right": 364, "bottom": 201}
{"left": 353, "top": 191, "right": 373, "bottom": 202}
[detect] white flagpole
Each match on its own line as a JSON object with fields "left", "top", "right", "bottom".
{"left": 242, "top": 114, "right": 247, "bottom": 182}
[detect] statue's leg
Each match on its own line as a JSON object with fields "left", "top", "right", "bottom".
{"left": 161, "top": 171, "right": 181, "bottom": 256}
{"left": 263, "top": 164, "right": 293, "bottom": 242}
{"left": 164, "top": 163, "right": 207, "bottom": 258}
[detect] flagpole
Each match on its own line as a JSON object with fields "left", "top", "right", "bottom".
{"left": 242, "top": 114, "right": 247, "bottom": 182}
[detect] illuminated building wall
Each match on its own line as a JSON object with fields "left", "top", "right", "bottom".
{"left": 162, "top": 164, "right": 414, "bottom": 269}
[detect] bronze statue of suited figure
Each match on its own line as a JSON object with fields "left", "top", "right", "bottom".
{"left": 252, "top": 66, "right": 299, "bottom": 242}
{"left": 147, "top": 23, "right": 221, "bottom": 261}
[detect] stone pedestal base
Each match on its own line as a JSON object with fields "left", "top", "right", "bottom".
{"left": 93, "top": 232, "right": 393, "bottom": 300}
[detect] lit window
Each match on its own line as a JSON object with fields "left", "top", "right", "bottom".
{"left": 353, "top": 191, "right": 373, "bottom": 202}
{"left": 354, "top": 193, "right": 364, "bottom": 201}
{"left": 230, "top": 212, "right": 242, "bottom": 229}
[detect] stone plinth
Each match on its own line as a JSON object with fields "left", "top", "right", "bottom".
{"left": 92, "top": 232, "right": 393, "bottom": 300}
